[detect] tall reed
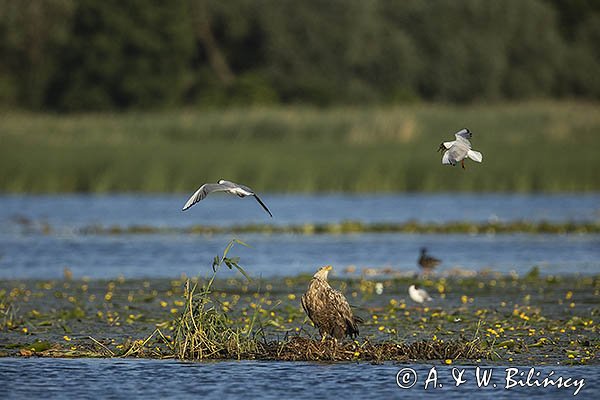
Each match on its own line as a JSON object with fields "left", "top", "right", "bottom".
{"left": 171, "top": 239, "right": 261, "bottom": 360}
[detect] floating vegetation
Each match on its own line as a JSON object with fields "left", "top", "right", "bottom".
{"left": 161, "top": 242, "right": 489, "bottom": 362}
{"left": 0, "top": 291, "right": 21, "bottom": 331}
{"left": 257, "top": 337, "right": 487, "bottom": 363}
{"left": 0, "top": 245, "right": 598, "bottom": 364}
{"left": 77, "top": 220, "right": 600, "bottom": 236}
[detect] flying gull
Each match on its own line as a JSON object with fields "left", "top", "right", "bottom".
{"left": 182, "top": 179, "right": 273, "bottom": 217}
{"left": 437, "top": 128, "right": 483, "bottom": 169}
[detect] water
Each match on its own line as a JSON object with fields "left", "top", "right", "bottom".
{"left": 1, "top": 194, "right": 599, "bottom": 398}
{"left": 1, "top": 193, "right": 599, "bottom": 230}
{"left": 1, "top": 231, "right": 599, "bottom": 279}
{"left": 0, "top": 358, "right": 596, "bottom": 399}
{"left": 1, "top": 194, "right": 599, "bottom": 279}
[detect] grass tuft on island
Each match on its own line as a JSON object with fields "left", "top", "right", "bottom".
{"left": 9, "top": 336, "right": 489, "bottom": 364}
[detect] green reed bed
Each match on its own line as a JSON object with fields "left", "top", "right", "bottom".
{"left": 1, "top": 101, "right": 599, "bottom": 193}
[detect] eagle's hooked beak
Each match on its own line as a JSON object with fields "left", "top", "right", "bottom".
{"left": 323, "top": 265, "right": 333, "bottom": 271}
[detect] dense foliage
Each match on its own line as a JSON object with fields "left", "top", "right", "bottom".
{"left": 1, "top": 0, "right": 599, "bottom": 110}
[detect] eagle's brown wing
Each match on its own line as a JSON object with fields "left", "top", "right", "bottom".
{"left": 329, "top": 288, "right": 361, "bottom": 338}
{"left": 301, "top": 292, "right": 312, "bottom": 321}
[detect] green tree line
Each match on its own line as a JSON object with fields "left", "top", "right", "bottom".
{"left": 1, "top": 0, "right": 599, "bottom": 111}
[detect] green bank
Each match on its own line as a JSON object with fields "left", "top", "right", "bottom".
{"left": 1, "top": 102, "right": 599, "bottom": 193}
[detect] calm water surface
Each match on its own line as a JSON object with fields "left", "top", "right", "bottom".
{"left": 0, "top": 194, "right": 599, "bottom": 279}
{"left": 1, "top": 193, "right": 599, "bottom": 229}
{"left": 1, "top": 232, "right": 599, "bottom": 279}
{"left": 0, "top": 358, "right": 597, "bottom": 399}
{"left": 1, "top": 194, "right": 599, "bottom": 399}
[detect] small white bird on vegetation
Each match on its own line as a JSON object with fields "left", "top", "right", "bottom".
{"left": 408, "top": 284, "right": 432, "bottom": 304}
{"left": 438, "top": 128, "right": 483, "bottom": 169}
{"left": 182, "top": 179, "right": 272, "bottom": 217}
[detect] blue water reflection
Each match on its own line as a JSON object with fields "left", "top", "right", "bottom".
{"left": 1, "top": 194, "right": 599, "bottom": 279}
{"left": 0, "top": 358, "right": 597, "bottom": 399}
{"left": 0, "top": 193, "right": 598, "bottom": 231}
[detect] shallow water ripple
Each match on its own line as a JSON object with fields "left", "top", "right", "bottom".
{"left": 0, "top": 358, "right": 598, "bottom": 399}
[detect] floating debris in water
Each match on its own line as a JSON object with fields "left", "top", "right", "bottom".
{"left": 75, "top": 220, "right": 600, "bottom": 236}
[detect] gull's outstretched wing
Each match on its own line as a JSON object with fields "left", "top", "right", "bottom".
{"left": 218, "top": 180, "right": 239, "bottom": 189}
{"left": 467, "top": 150, "right": 483, "bottom": 163}
{"left": 438, "top": 141, "right": 455, "bottom": 152}
{"left": 454, "top": 128, "right": 472, "bottom": 140}
{"left": 236, "top": 183, "right": 258, "bottom": 196}
{"left": 252, "top": 194, "right": 273, "bottom": 217}
{"left": 442, "top": 141, "right": 455, "bottom": 149}
{"left": 441, "top": 150, "right": 452, "bottom": 165}
{"left": 216, "top": 180, "right": 255, "bottom": 197}
{"left": 182, "top": 183, "right": 229, "bottom": 211}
